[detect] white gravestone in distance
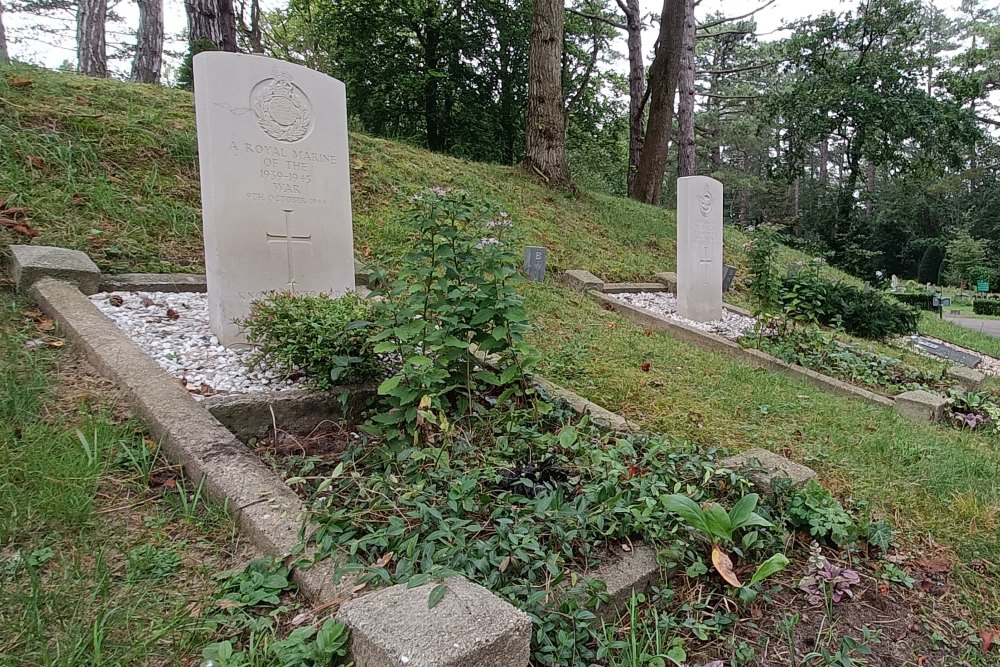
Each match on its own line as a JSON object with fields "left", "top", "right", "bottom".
{"left": 194, "top": 52, "right": 356, "bottom": 345}
{"left": 676, "top": 176, "right": 724, "bottom": 323}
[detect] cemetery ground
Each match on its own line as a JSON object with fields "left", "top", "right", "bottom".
{"left": 3, "top": 64, "right": 1000, "bottom": 664}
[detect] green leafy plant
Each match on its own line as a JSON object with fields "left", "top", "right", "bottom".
{"left": 877, "top": 563, "right": 915, "bottom": 589}
{"left": 214, "top": 557, "right": 294, "bottom": 612}
{"left": 662, "top": 493, "right": 772, "bottom": 546}
{"left": 368, "top": 188, "right": 535, "bottom": 444}
{"left": 746, "top": 226, "right": 783, "bottom": 324}
{"left": 270, "top": 619, "right": 351, "bottom": 666}
{"left": 782, "top": 481, "right": 861, "bottom": 547}
{"left": 126, "top": 544, "right": 181, "bottom": 582}
{"left": 239, "top": 291, "right": 381, "bottom": 389}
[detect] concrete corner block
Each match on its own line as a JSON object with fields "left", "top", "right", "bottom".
{"left": 720, "top": 448, "right": 817, "bottom": 494}
{"left": 586, "top": 544, "right": 661, "bottom": 621}
{"left": 10, "top": 245, "right": 101, "bottom": 294}
{"left": 653, "top": 272, "right": 677, "bottom": 292}
{"left": 895, "top": 389, "right": 948, "bottom": 423}
{"left": 946, "top": 365, "right": 985, "bottom": 392}
{"left": 99, "top": 273, "right": 207, "bottom": 293}
{"left": 560, "top": 269, "right": 604, "bottom": 293}
{"left": 337, "top": 577, "right": 532, "bottom": 667}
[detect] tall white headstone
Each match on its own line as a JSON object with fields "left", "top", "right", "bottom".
{"left": 193, "top": 52, "right": 356, "bottom": 345}
{"left": 676, "top": 176, "right": 723, "bottom": 323}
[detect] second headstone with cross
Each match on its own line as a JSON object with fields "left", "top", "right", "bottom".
{"left": 676, "top": 176, "right": 723, "bottom": 322}
{"left": 194, "top": 53, "right": 356, "bottom": 345}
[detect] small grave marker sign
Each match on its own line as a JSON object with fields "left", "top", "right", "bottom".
{"left": 524, "top": 246, "right": 547, "bottom": 282}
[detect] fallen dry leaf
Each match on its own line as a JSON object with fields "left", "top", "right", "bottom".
{"left": 75, "top": 95, "right": 92, "bottom": 106}
{"left": 711, "top": 545, "right": 742, "bottom": 588}
{"left": 0, "top": 206, "right": 28, "bottom": 219}
{"left": 198, "top": 383, "right": 215, "bottom": 396}
{"left": 108, "top": 294, "right": 124, "bottom": 307}
{"left": 0, "top": 221, "right": 40, "bottom": 238}
{"left": 36, "top": 316, "right": 55, "bottom": 332}
{"left": 620, "top": 543, "right": 632, "bottom": 552}
{"left": 981, "top": 630, "right": 998, "bottom": 653}
{"left": 7, "top": 76, "right": 33, "bottom": 88}
{"left": 605, "top": 321, "right": 615, "bottom": 329}
{"left": 26, "top": 156, "right": 45, "bottom": 169}
{"left": 913, "top": 557, "right": 952, "bottom": 574}
{"left": 71, "top": 194, "right": 87, "bottom": 206}
{"left": 640, "top": 362, "right": 651, "bottom": 372}
{"left": 163, "top": 477, "right": 176, "bottom": 489}
{"left": 166, "top": 308, "right": 180, "bottom": 320}
{"left": 644, "top": 326, "right": 654, "bottom": 336}
{"left": 171, "top": 122, "right": 185, "bottom": 130}
{"left": 499, "top": 556, "right": 510, "bottom": 572}
{"left": 373, "top": 552, "right": 394, "bottom": 568}
{"left": 106, "top": 174, "right": 124, "bottom": 185}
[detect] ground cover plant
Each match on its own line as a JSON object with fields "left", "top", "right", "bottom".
{"left": 2, "top": 66, "right": 998, "bottom": 663}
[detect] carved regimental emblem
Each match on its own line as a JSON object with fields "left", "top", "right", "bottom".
{"left": 251, "top": 72, "right": 312, "bottom": 143}
{"left": 698, "top": 185, "right": 714, "bottom": 218}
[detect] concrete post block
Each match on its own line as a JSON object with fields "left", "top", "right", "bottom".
{"left": 719, "top": 448, "right": 817, "bottom": 494}
{"left": 653, "top": 272, "right": 677, "bottom": 292}
{"left": 337, "top": 576, "right": 532, "bottom": 667}
{"left": 946, "top": 365, "right": 985, "bottom": 392}
{"left": 585, "top": 544, "right": 661, "bottom": 621}
{"left": 9, "top": 245, "right": 101, "bottom": 295}
{"left": 560, "top": 269, "right": 604, "bottom": 293}
{"left": 895, "top": 389, "right": 948, "bottom": 423}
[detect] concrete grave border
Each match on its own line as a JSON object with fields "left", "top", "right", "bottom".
{"left": 588, "top": 287, "right": 895, "bottom": 410}
{"left": 16, "top": 251, "right": 759, "bottom": 664}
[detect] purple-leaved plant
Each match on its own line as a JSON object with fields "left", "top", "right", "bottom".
{"left": 798, "top": 543, "right": 860, "bottom": 605}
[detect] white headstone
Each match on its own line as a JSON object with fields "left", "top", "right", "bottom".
{"left": 676, "top": 176, "right": 723, "bottom": 322}
{"left": 193, "top": 52, "right": 356, "bottom": 345}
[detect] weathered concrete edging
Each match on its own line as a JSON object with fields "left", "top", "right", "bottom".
{"left": 590, "top": 290, "right": 896, "bottom": 410}
{"left": 28, "top": 276, "right": 346, "bottom": 602}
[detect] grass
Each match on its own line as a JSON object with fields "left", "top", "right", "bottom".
{"left": 0, "top": 288, "right": 250, "bottom": 665}
{"left": 2, "top": 64, "right": 998, "bottom": 630}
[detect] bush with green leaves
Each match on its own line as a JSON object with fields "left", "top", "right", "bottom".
{"left": 201, "top": 619, "right": 350, "bottom": 667}
{"left": 891, "top": 292, "right": 936, "bottom": 311}
{"left": 368, "top": 188, "right": 535, "bottom": 444}
{"left": 774, "top": 480, "right": 893, "bottom": 549}
{"left": 973, "top": 299, "right": 1000, "bottom": 316}
{"left": 238, "top": 291, "right": 381, "bottom": 389}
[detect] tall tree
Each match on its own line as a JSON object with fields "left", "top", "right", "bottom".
{"left": 524, "top": 0, "right": 570, "bottom": 185}
{"left": 617, "top": 0, "right": 644, "bottom": 195}
{"left": 131, "top": 0, "right": 163, "bottom": 83}
{"left": 630, "top": 0, "right": 684, "bottom": 204}
{"left": 677, "top": 0, "right": 696, "bottom": 176}
{"left": 0, "top": 0, "right": 9, "bottom": 64}
{"left": 185, "top": 0, "right": 237, "bottom": 51}
{"left": 77, "top": 0, "right": 107, "bottom": 76}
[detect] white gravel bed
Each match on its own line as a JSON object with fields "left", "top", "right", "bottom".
{"left": 89, "top": 291, "right": 304, "bottom": 398}
{"left": 612, "top": 292, "right": 757, "bottom": 340}
{"left": 902, "top": 334, "right": 1000, "bottom": 377}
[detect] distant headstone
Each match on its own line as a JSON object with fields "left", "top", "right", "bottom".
{"left": 194, "top": 53, "right": 356, "bottom": 345}
{"left": 913, "top": 336, "right": 981, "bottom": 367}
{"left": 722, "top": 264, "right": 736, "bottom": 293}
{"left": 524, "top": 246, "right": 547, "bottom": 282}
{"left": 676, "top": 176, "right": 723, "bottom": 322}
{"left": 891, "top": 274, "right": 900, "bottom": 291}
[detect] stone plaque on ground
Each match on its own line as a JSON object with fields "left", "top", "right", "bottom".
{"left": 524, "top": 246, "right": 547, "bottom": 281}
{"left": 676, "top": 176, "right": 724, "bottom": 322}
{"left": 913, "top": 336, "right": 981, "bottom": 367}
{"left": 194, "top": 52, "right": 356, "bottom": 344}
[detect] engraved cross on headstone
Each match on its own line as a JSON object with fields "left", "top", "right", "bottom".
{"left": 699, "top": 245, "right": 713, "bottom": 287}
{"left": 266, "top": 209, "right": 312, "bottom": 288}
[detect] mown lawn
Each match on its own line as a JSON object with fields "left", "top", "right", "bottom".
{"left": 0, "top": 288, "right": 245, "bottom": 665}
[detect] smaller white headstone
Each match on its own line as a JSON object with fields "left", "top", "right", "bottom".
{"left": 194, "top": 52, "right": 356, "bottom": 345}
{"left": 891, "top": 274, "right": 900, "bottom": 291}
{"left": 676, "top": 176, "right": 724, "bottom": 322}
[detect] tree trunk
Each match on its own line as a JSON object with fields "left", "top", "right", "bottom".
{"left": 630, "top": 0, "right": 684, "bottom": 204}
{"left": 238, "top": 0, "right": 264, "bottom": 52}
{"left": 77, "top": 0, "right": 108, "bottom": 77}
{"left": 677, "top": 0, "right": 696, "bottom": 177}
{"left": 185, "top": 0, "right": 236, "bottom": 51}
{"left": 216, "top": 0, "right": 237, "bottom": 52}
{"left": 131, "top": 0, "right": 164, "bottom": 83}
{"left": 818, "top": 136, "right": 828, "bottom": 185}
{"left": 523, "top": 0, "right": 570, "bottom": 186}
{"left": 620, "top": 0, "right": 645, "bottom": 195}
{"left": 0, "top": 0, "right": 9, "bottom": 65}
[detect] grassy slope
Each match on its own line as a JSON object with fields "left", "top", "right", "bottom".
{"left": 2, "top": 66, "right": 998, "bottom": 616}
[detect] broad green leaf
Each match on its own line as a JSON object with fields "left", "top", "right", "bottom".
{"left": 703, "top": 503, "right": 733, "bottom": 542}
{"left": 662, "top": 494, "right": 709, "bottom": 535}
{"left": 558, "top": 425, "right": 578, "bottom": 447}
{"left": 428, "top": 583, "right": 448, "bottom": 609}
{"left": 728, "top": 493, "right": 759, "bottom": 529}
{"left": 748, "top": 553, "right": 790, "bottom": 587}
{"left": 377, "top": 376, "right": 402, "bottom": 395}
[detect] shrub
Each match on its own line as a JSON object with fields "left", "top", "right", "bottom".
{"left": 780, "top": 267, "right": 918, "bottom": 339}
{"left": 917, "top": 245, "right": 945, "bottom": 285}
{"left": 368, "top": 188, "right": 534, "bottom": 444}
{"left": 238, "top": 291, "right": 381, "bottom": 389}
{"left": 891, "top": 292, "right": 936, "bottom": 311}
{"left": 974, "top": 300, "right": 1000, "bottom": 316}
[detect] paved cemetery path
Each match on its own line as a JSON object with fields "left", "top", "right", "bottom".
{"left": 945, "top": 315, "right": 1000, "bottom": 338}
